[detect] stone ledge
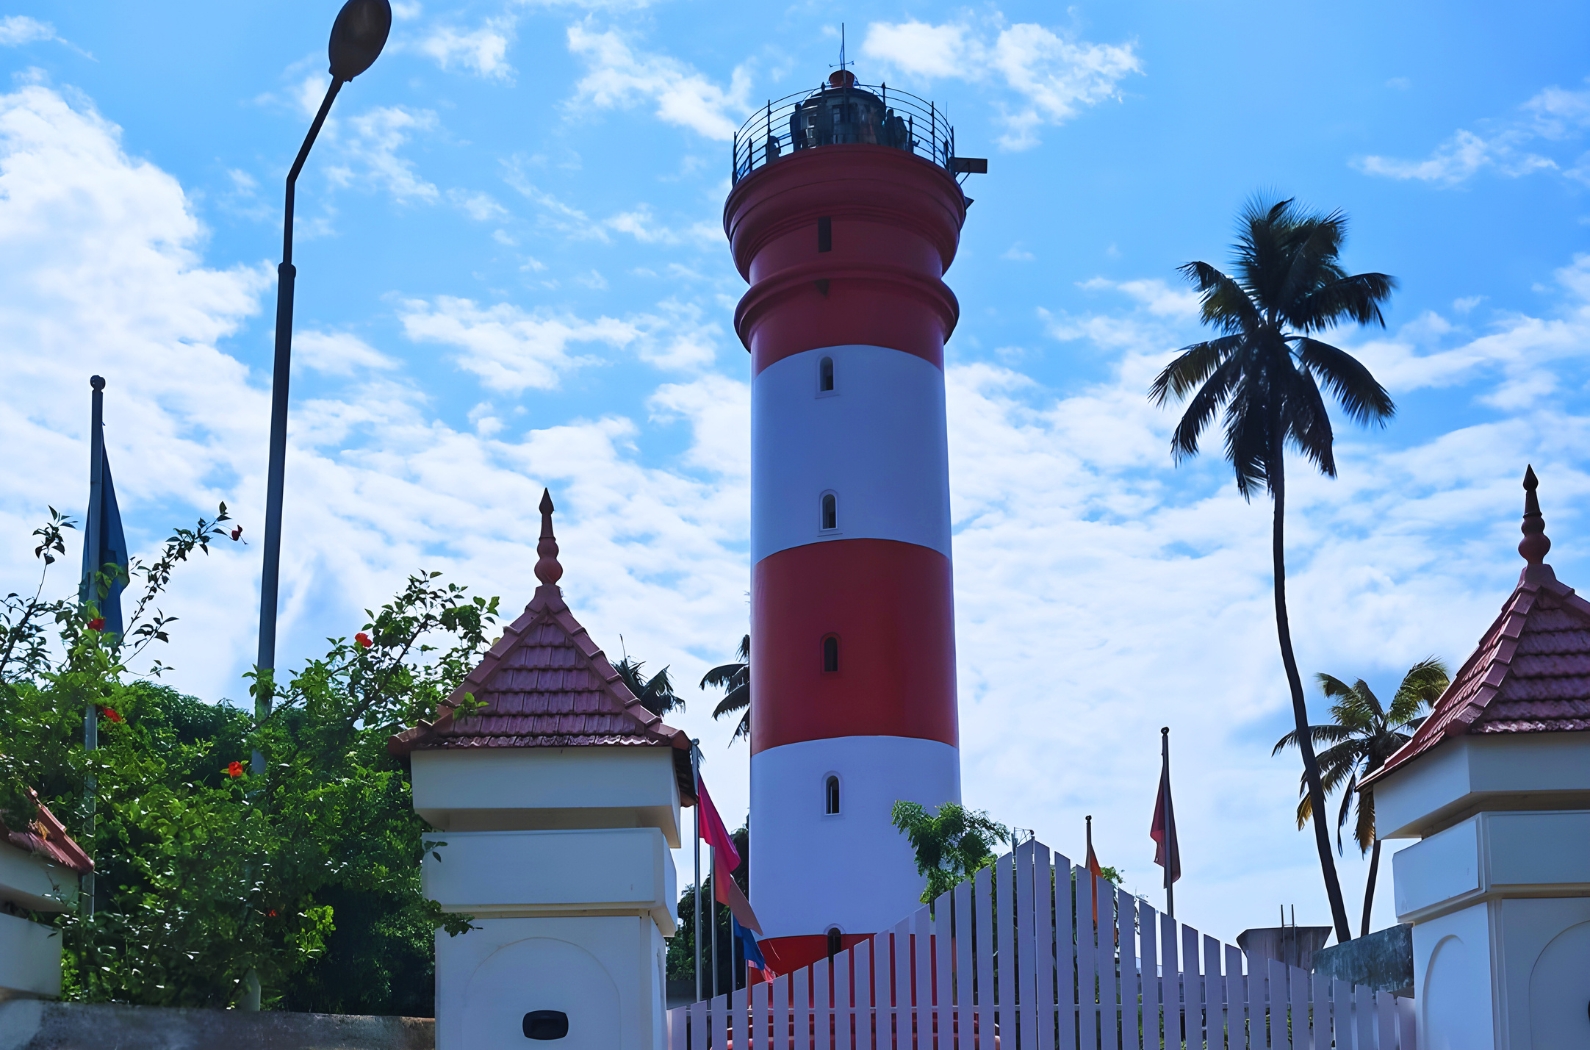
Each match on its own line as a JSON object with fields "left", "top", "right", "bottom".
{"left": 0, "top": 1000, "right": 433, "bottom": 1050}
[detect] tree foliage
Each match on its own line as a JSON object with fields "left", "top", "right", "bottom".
{"left": 0, "top": 510, "right": 499, "bottom": 1011}
{"left": 1274, "top": 658, "right": 1448, "bottom": 936}
{"left": 1148, "top": 196, "right": 1398, "bottom": 943}
{"left": 890, "top": 801, "right": 1010, "bottom": 904}
{"left": 701, "top": 635, "right": 749, "bottom": 743}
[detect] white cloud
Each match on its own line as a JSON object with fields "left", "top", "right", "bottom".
{"left": 294, "top": 331, "right": 400, "bottom": 376}
{"left": 565, "top": 25, "right": 750, "bottom": 141}
{"left": 1357, "top": 80, "right": 1590, "bottom": 186}
{"left": 0, "top": 16, "right": 55, "bottom": 47}
{"left": 1079, "top": 276, "right": 1200, "bottom": 319}
{"left": 449, "top": 188, "right": 507, "bottom": 221}
{"left": 13, "top": 79, "right": 1590, "bottom": 946}
{"left": 418, "top": 19, "right": 515, "bottom": 81}
{"left": 326, "top": 105, "right": 440, "bottom": 203}
{"left": 863, "top": 16, "right": 1141, "bottom": 149}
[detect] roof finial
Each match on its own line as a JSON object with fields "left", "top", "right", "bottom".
{"left": 1519, "top": 465, "right": 1551, "bottom": 567}
{"left": 535, "top": 488, "right": 563, "bottom": 587}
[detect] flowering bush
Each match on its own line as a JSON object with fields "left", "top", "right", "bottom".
{"left": 0, "top": 510, "right": 498, "bottom": 1012}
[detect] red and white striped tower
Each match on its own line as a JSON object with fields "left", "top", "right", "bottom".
{"left": 725, "top": 71, "right": 973, "bottom": 974}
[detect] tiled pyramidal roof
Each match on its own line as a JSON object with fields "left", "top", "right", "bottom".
{"left": 389, "top": 490, "right": 696, "bottom": 803}
{"left": 1374, "top": 467, "right": 1590, "bottom": 780}
{"left": 0, "top": 788, "right": 93, "bottom": 875}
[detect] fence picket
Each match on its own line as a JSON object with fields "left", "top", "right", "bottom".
{"left": 854, "top": 939, "right": 873, "bottom": 1050}
{"left": 1118, "top": 890, "right": 1139, "bottom": 1050}
{"left": 1179, "top": 926, "right": 1200, "bottom": 1050}
{"left": 915, "top": 906, "right": 933, "bottom": 1049}
{"left": 1016, "top": 845, "right": 1038, "bottom": 1050}
{"left": 1223, "top": 944, "right": 1244, "bottom": 1050}
{"left": 1054, "top": 854, "right": 1078, "bottom": 1050}
{"left": 664, "top": 837, "right": 1412, "bottom": 1050}
{"left": 1374, "top": 990, "right": 1395, "bottom": 1050}
{"left": 935, "top": 889, "right": 955, "bottom": 1050}
{"left": 1139, "top": 902, "right": 1159, "bottom": 1050}
{"left": 801, "top": 960, "right": 814, "bottom": 1050}
{"left": 954, "top": 880, "right": 975, "bottom": 1050}
{"left": 996, "top": 855, "right": 1017, "bottom": 1047}
{"left": 974, "top": 866, "right": 995, "bottom": 1050}
{"left": 1075, "top": 866, "right": 1098, "bottom": 1050}
{"left": 1202, "top": 935, "right": 1221, "bottom": 1050}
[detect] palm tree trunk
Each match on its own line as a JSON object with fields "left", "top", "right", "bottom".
{"left": 1360, "top": 838, "right": 1382, "bottom": 939}
{"left": 1270, "top": 452, "right": 1354, "bottom": 943}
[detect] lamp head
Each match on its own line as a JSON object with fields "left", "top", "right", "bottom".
{"left": 328, "top": 0, "right": 392, "bottom": 82}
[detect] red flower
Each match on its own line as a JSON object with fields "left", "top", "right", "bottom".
{"left": 355, "top": 632, "right": 373, "bottom": 649}
{"left": 227, "top": 761, "right": 244, "bottom": 778}
{"left": 87, "top": 617, "right": 105, "bottom": 631}
{"left": 101, "top": 707, "right": 123, "bottom": 724}
{"left": 230, "top": 525, "right": 243, "bottom": 541}
{"left": 267, "top": 909, "right": 278, "bottom": 918}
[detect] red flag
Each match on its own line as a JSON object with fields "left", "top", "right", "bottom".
{"left": 1150, "top": 760, "right": 1181, "bottom": 884}
{"left": 716, "top": 869, "right": 763, "bottom": 936}
{"left": 696, "top": 775, "right": 741, "bottom": 872}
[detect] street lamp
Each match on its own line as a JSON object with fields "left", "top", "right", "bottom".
{"left": 254, "top": 0, "right": 392, "bottom": 772}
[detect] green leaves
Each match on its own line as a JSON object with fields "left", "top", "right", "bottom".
{"left": 890, "top": 801, "right": 1010, "bottom": 904}
{"left": 1, "top": 507, "right": 500, "bottom": 1013}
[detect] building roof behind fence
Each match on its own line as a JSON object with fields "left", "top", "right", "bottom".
{"left": 1369, "top": 467, "right": 1590, "bottom": 783}
{"left": 388, "top": 490, "right": 696, "bottom": 804}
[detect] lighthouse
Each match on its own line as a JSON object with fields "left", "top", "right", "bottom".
{"left": 725, "top": 70, "right": 980, "bottom": 974}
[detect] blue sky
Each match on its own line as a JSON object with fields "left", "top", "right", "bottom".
{"left": 1, "top": 0, "right": 1587, "bottom": 946}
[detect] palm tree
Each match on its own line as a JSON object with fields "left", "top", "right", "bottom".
{"left": 701, "top": 634, "right": 749, "bottom": 743}
{"left": 614, "top": 653, "right": 682, "bottom": 717}
{"left": 1274, "top": 658, "right": 1448, "bottom": 937}
{"left": 1149, "top": 197, "right": 1397, "bottom": 942}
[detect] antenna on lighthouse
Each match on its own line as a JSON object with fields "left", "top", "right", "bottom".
{"left": 833, "top": 23, "right": 852, "bottom": 75}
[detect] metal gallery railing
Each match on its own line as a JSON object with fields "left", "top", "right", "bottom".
{"left": 732, "top": 81, "right": 956, "bottom": 185}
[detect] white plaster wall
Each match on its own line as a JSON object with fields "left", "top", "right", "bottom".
{"left": 410, "top": 747, "right": 681, "bottom": 844}
{"left": 1395, "top": 811, "right": 1590, "bottom": 923}
{"left": 1414, "top": 901, "right": 1496, "bottom": 1050}
{"left": 422, "top": 827, "right": 676, "bottom": 932}
{"left": 0, "top": 912, "right": 62, "bottom": 999}
{"left": 751, "top": 735, "right": 959, "bottom": 940}
{"left": 752, "top": 344, "right": 951, "bottom": 562}
{"left": 435, "top": 916, "right": 667, "bottom": 1050}
{"left": 1373, "top": 734, "right": 1590, "bottom": 840}
{"left": 1495, "top": 897, "right": 1590, "bottom": 1049}
{"left": 0, "top": 843, "right": 75, "bottom": 913}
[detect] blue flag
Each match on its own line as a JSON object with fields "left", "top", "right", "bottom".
{"left": 80, "top": 415, "right": 129, "bottom": 638}
{"left": 732, "top": 915, "right": 767, "bottom": 973}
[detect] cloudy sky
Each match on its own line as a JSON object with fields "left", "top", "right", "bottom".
{"left": 1, "top": 0, "right": 1587, "bottom": 947}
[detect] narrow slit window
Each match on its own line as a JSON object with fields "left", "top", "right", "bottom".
{"left": 822, "top": 635, "right": 839, "bottom": 673}
{"left": 826, "top": 927, "right": 843, "bottom": 959}
{"left": 819, "top": 356, "right": 834, "bottom": 392}
{"left": 825, "top": 776, "right": 840, "bottom": 815}
{"left": 817, "top": 216, "right": 832, "bottom": 253}
{"left": 821, "top": 493, "right": 837, "bottom": 531}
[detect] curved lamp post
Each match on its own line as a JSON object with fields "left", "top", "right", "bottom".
{"left": 254, "top": 0, "right": 392, "bottom": 774}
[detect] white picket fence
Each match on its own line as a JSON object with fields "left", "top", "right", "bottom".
{"left": 669, "top": 839, "right": 1415, "bottom": 1049}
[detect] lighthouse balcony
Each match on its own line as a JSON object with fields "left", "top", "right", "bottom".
{"left": 732, "top": 71, "right": 972, "bottom": 184}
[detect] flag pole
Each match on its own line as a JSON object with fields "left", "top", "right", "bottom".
{"left": 1086, "top": 814, "right": 1093, "bottom": 866}
{"left": 710, "top": 850, "right": 720, "bottom": 1001}
{"left": 692, "top": 740, "right": 703, "bottom": 1003}
{"left": 81, "top": 375, "right": 105, "bottom": 920}
{"left": 1161, "top": 727, "right": 1174, "bottom": 919}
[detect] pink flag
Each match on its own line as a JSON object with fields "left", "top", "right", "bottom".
{"left": 1150, "top": 760, "right": 1181, "bottom": 884}
{"left": 696, "top": 775, "right": 741, "bottom": 872}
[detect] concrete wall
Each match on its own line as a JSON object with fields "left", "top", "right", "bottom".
{"left": 0, "top": 1000, "right": 433, "bottom": 1050}
{"left": 434, "top": 916, "right": 667, "bottom": 1050}
{"left": 0, "top": 915, "right": 62, "bottom": 1000}
{"left": 1373, "top": 733, "right": 1590, "bottom": 840}
{"left": 421, "top": 827, "right": 676, "bottom": 932}
{"left": 410, "top": 748, "right": 681, "bottom": 844}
